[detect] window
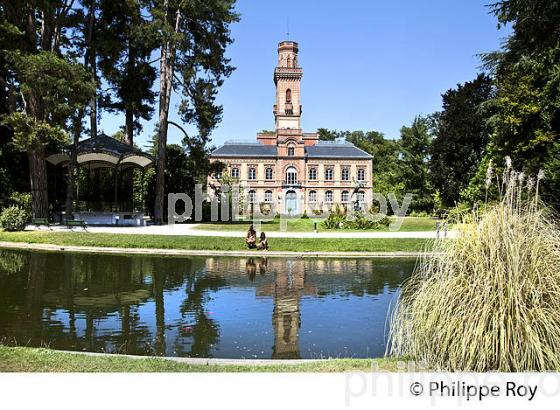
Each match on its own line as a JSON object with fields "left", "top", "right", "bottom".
{"left": 286, "top": 89, "right": 292, "bottom": 103}
{"left": 325, "top": 167, "right": 333, "bottom": 181}
{"left": 357, "top": 168, "right": 365, "bottom": 181}
{"left": 287, "top": 145, "right": 295, "bottom": 156}
{"left": 308, "top": 167, "right": 317, "bottom": 180}
{"left": 215, "top": 171, "right": 222, "bottom": 180}
{"left": 341, "top": 168, "right": 349, "bottom": 181}
{"left": 248, "top": 190, "right": 256, "bottom": 203}
{"left": 248, "top": 167, "right": 256, "bottom": 180}
{"left": 265, "top": 190, "right": 273, "bottom": 203}
{"left": 286, "top": 166, "right": 298, "bottom": 185}
{"left": 231, "top": 167, "right": 239, "bottom": 179}
{"left": 325, "top": 191, "right": 333, "bottom": 203}
{"left": 341, "top": 191, "right": 349, "bottom": 203}
{"left": 265, "top": 167, "right": 273, "bottom": 180}
{"left": 309, "top": 190, "right": 317, "bottom": 203}
{"left": 358, "top": 191, "right": 365, "bottom": 203}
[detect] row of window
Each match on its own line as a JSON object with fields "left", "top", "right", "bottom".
{"left": 228, "top": 166, "right": 366, "bottom": 182}
{"left": 308, "top": 167, "right": 365, "bottom": 181}
{"left": 247, "top": 190, "right": 365, "bottom": 203}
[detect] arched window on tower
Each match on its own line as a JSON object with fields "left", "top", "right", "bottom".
{"left": 286, "top": 55, "right": 291, "bottom": 67}
{"left": 285, "top": 89, "right": 293, "bottom": 114}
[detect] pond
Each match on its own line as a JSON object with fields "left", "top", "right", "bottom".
{"left": 0, "top": 249, "right": 414, "bottom": 359}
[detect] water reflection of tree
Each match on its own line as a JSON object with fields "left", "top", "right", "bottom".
{"left": 174, "top": 263, "right": 227, "bottom": 358}
{"left": 0, "top": 250, "right": 26, "bottom": 276}
{"left": 303, "top": 259, "right": 414, "bottom": 297}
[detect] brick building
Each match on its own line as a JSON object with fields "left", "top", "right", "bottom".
{"left": 208, "top": 40, "right": 372, "bottom": 215}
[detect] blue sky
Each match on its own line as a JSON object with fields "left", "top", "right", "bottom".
{"left": 99, "top": 0, "right": 510, "bottom": 150}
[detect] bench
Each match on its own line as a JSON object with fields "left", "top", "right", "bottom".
{"left": 64, "top": 220, "right": 87, "bottom": 230}
{"left": 32, "top": 218, "right": 51, "bottom": 230}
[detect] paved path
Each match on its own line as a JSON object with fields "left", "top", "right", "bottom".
{"left": 25, "top": 223, "right": 456, "bottom": 239}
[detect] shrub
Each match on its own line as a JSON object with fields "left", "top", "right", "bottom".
{"left": 0, "top": 206, "right": 29, "bottom": 231}
{"left": 301, "top": 210, "right": 309, "bottom": 219}
{"left": 388, "top": 166, "right": 560, "bottom": 371}
{"left": 9, "top": 192, "right": 32, "bottom": 216}
{"left": 320, "top": 213, "right": 345, "bottom": 229}
{"left": 444, "top": 201, "right": 472, "bottom": 224}
{"left": 348, "top": 212, "right": 391, "bottom": 230}
{"left": 408, "top": 210, "right": 429, "bottom": 217}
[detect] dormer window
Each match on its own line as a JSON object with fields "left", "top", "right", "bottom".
{"left": 287, "top": 144, "right": 295, "bottom": 156}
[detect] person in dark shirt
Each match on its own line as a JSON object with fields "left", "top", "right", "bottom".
{"left": 245, "top": 225, "right": 257, "bottom": 249}
{"left": 257, "top": 232, "right": 268, "bottom": 250}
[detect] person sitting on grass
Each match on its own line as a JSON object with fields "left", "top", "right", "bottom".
{"left": 257, "top": 232, "right": 269, "bottom": 251}
{"left": 246, "top": 225, "right": 257, "bottom": 249}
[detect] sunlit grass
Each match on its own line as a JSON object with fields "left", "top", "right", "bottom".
{"left": 388, "top": 166, "right": 560, "bottom": 371}
{"left": 0, "top": 346, "right": 404, "bottom": 373}
{"left": 193, "top": 216, "right": 440, "bottom": 232}
{"left": 0, "top": 231, "right": 430, "bottom": 253}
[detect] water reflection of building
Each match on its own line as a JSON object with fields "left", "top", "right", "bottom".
{"left": 254, "top": 259, "right": 316, "bottom": 359}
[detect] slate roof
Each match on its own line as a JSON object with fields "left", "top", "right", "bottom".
{"left": 306, "top": 143, "right": 372, "bottom": 159}
{"left": 211, "top": 143, "right": 278, "bottom": 157}
{"left": 73, "top": 133, "right": 145, "bottom": 156}
{"left": 211, "top": 141, "right": 372, "bottom": 159}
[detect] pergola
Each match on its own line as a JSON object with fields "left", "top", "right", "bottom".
{"left": 46, "top": 133, "right": 154, "bottom": 225}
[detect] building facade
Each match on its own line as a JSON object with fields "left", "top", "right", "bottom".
{"left": 208, "top": 40, "right": 373, "bottom": 215}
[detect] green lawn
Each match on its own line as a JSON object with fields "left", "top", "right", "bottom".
{"left": 0, "top": 346, "right": 403, "bottom": 372}
{"left": 0, "top": 231, "right": 431, "bottom": 253}
{"left": 194, "top": 216, "right": 440, "bottom": 232}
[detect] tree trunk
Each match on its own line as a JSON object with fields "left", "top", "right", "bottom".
{"left": 124, "top": 41, "right": 136, "bottom": 146}
{"left": 154, "top": 7, "right": 181, "bottom": 224}
{"left": 28, "top": 148, "right": 49, "bottom": 219}
{"left": 87, "top": 0, "right": 97, "bottom": 137}
{"left": 65, "top": 115, "right": 82, "bottom": 219}
{"left": 125, "top": 108, "right": 134, "bottom": 146}
{"left": 153, "top": 64, "right": 170, "bottom": 223}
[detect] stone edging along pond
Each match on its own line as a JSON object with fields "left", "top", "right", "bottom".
{"left": 57, "top": 349, "right": 324, "bottom": 366}
{"left": 0, "top": 241, "right": 427, "bottom": 258}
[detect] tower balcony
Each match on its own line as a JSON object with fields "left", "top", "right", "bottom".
{"left": 273, "top": 67, "right": 303, "bottom": 83}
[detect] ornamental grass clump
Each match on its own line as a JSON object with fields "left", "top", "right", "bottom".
{"left": 388, "top": 161, "right": 560, "bottom": 371}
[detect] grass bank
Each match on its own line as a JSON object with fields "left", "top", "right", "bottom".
{"left": 0, "top": 346, "right": 401, "bottom": 372}
{"left": 0, "top": 231, "right": 430, "bottom": 253}
{"left": 195, "top": 216, "right": 440, "bottom": 232}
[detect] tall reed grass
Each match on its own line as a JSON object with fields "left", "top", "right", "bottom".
{"left": 388, "top": 162, "right": 560, "bottom": 371}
